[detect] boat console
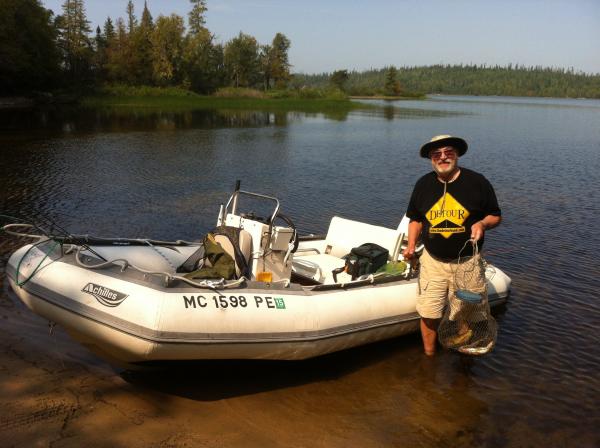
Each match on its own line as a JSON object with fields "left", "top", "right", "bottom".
{"left": 217, "top": 189, "right": 296, "bottom": 282}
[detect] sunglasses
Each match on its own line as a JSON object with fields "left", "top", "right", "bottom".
{"left": 430, "top": 148, "right": 457, "bottom": 160}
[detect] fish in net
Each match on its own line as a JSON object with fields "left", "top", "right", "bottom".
{"left": 437, "top": 239, "right": 497, "bottom": 355}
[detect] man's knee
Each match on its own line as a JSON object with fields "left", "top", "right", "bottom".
{"left": 422, "top": 317, "right": 440, "bottom": 331}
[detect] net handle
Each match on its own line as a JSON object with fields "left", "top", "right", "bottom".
{"left": 453, "top": 238, "right": 480, "bottom": 287}
{"left": 457, "top": 238, "right": 478, "bottom": 262}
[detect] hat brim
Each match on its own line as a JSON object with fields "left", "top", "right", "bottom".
{"left": 420, "top": 137, "right": 468, "bottom": 158}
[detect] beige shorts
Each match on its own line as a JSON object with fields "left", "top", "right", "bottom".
{"left": 416, "top": 248, "right": 486, "bottom": 319}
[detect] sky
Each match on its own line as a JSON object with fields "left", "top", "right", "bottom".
{"left": 42, "top": 0, "right": 600, "bottom": 75}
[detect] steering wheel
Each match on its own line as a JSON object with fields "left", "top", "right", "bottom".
{"left": 271, "top": 213, "right": 299, "bottom": 253}
{"left": 241, "top": 211, "right": 266, "bottom": 223}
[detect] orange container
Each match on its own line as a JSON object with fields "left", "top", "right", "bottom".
{"left": 256, "top": 271, "right": 272, "bottom": 283}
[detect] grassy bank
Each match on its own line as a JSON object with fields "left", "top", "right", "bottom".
{"left": 82, "top": 85, "right": 373, "bottom": 113}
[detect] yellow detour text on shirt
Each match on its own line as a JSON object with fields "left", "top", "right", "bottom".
{"left": 426, "top": 193, "right": 470, "bottom": 239}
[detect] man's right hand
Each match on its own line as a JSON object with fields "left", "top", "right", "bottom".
{"left": 404, "top": 220, "right": 423, "bottom": 261}
{"left": 402, "top": 246, "right": 416, "bottom": 261}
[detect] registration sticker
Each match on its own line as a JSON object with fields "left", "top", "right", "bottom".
{"left": 275, "top": 297, "right": 286, "bottom": 309}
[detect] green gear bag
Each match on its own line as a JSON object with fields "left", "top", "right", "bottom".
{"left": 184, "top": 233, "right": 236, "bottom": 280}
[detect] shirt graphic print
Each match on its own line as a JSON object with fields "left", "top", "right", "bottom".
{"left": 426, "top": 192, "right": 469, "bottom": 239}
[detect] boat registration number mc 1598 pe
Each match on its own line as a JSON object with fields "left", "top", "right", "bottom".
{"left": 183, "top": 295, "right": 286, "bottom": 310}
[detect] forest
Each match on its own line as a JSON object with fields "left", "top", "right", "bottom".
{"left": 294, "top": 65, "right": 600, "bottom": 99}
{"left": 1, "top": 0, "right": 599, "bottom": 99}
{"left": 1, "top": 0, "right": 293, "bottom": 97}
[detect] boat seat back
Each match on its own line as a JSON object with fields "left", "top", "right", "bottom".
{"left": 397, "top": 214, "right": 410, "bottom": 235}
{"left": 214, "top": 229, "right": 252, "bottom": 278}
{"left": 324, "top": 216, "right": 404, "bottom": 259}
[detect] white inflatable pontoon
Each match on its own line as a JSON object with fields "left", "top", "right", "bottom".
{"left": 5, "top": 188, "right": 511, "bottom": 365}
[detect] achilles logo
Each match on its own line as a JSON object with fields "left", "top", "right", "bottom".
{"left": 82, "top": 283, "right": 128, "bottom": 307}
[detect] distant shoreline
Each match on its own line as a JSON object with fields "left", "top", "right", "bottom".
{"left": 3, "top": 90, "right": 596, "bottom": 111}
{"left": 81, "top": 95, "right": 369, "bottom": 113}
{"left": 349, "top": 95, "right": 425, "bottom": 101}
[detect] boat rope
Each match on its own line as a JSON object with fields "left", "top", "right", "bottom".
{"left": 14, "top": 239, "right": 61, "bottom": 287}
{"left": 338, "top": 272, "right": 386, "bottom": 288}
{"left": 3, "top": 219, "right": 287, "bottom": 290}
{"left": 73, "top": 245, "right": 246, "bottom": 290}
{"left": 2, "top": 217, "right": 69, "bottom": 286}
{"left": 144, "top": 239, "right": 177, "bottom": 271}
{"left": 2, "top": 223, "right": 47, "bottom": 240}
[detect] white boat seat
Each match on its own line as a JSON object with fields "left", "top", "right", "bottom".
{"left": 397, "top": 214, "right": 410, "bottom": 235}
{"left": 294, "top": 215, "right": 414, "bottom": 283}
{"left": 214, "top": 229, "right": 253, "bottom": 277}
{"left": 322, "top": 216, "right": 405, "bottom": 260}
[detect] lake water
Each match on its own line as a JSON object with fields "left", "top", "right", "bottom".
{"left": 1, "top": 95, "right": 599, "bottom": 446}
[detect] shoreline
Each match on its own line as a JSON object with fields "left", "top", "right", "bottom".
{"left": 2, "top": 91, "right": 596, "bottom": 111}
{"left": 349, "top": 95, "right": 425, "bottom": 100}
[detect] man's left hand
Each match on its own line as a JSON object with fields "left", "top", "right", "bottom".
{"left": 471, "top": 221, "right": 485, "bottom": 242}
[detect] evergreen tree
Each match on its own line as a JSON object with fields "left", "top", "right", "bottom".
{"left": 183, "top": 27, "right": 223, "bottom": 93}
{"left": 92, "top": 25, "right": 107, "bottom": 80}
{"left": 55, "top": 0, "right": 93, "bottom": 84}
{"left": 330, "top": 69, "right": 349, "bottom": 91}
{"left": 270, "top": 33, "right": 291, "bottom": 88}
{"left": 126, "top": 0, "right": 137, "bottom": 35}
{"left": 131, "top": 1, "right": 154, "bottom": 84}
{"left": 384, "top": 65, "right": 400, "bottom": 96}
{"left": 105, "top": 17, "right": 130, "bottom": 83}
{"left": 103, "top": 17, "right": 115, "bottom": 42}
{"left": 0, "top": 0, "right": 60, "bottom": 93}
{"left": 188, "top": 0, "right": 208, "bottom": 35}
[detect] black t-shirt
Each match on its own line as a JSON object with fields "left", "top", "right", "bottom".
{"left": 406, "top": 167, "right": 501, "bottom": 260}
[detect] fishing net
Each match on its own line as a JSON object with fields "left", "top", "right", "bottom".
{"left": 438, "top": 240, "right": 497, "bottom": 355}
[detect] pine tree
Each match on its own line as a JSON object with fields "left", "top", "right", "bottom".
{"left": 105, "top": 17, "right": 130, "bottom": 83}
{"left": 384, "top": 66, "right": 400, "bottom": 96}
{"left": 55, "top": 0, "right": 93, "bottom": 84}
{"left": 188, "top": 0, "right": 208, "bottom": 35}
{"left": 126, "top": 0, "right": 137, "bottom": 35}
{"left": 270, "top": 33, "right": 291, "bottom": 88}
{"left": 131, "top": 1, "right": 154, "bottom": 84}
{"left": 330, "top": 70, "right": 349, "bottom": 91}
{"left": 103, "top": 17, "right": 115, "bottom": 42}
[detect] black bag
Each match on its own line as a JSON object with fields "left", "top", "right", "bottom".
{"left": 332, "top": 243, "right": 389, "bottom": 282}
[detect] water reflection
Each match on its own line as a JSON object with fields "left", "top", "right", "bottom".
{"left": 0, "top": 101, "right": 467, "bottom": 140}
{"left": 0, "top": 108, "right": 297, "bottom": 136}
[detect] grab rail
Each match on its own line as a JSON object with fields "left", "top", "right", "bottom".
{"left": 225, "top": 190, "right": 281, "bottom": 224}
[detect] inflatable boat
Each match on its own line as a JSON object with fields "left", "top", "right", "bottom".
{"left": 4, "top": 188, "right": 511, "bottom": 365}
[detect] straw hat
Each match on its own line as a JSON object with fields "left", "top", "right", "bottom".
{"left": 420, "top": 135, "right": 468, "bottom": 158}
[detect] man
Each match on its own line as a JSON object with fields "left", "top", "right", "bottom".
{"left": 402, "top": 135, "right": 501, "bottom": 356}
